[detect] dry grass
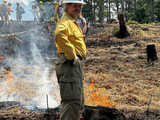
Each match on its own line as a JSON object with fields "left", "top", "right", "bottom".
{"left": 84, "top": 23, "right": 160, "bottom": 113}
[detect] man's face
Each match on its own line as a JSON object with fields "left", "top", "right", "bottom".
{"left": 67, "top": 3, "right": 82, "bottom": 18}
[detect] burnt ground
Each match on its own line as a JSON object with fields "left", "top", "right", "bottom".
{"left": 0, "top": 22, "right": 160, "bottom": 119}
{"left": 83, "top": 23, "right": 160, "bottom": 119}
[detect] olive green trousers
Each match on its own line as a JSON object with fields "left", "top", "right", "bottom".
{"left": 55, "top": 56, "right": 84, "bottom": 120}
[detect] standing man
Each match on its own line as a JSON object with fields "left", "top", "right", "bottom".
{"left": 16, "top": 3, "right": 25, "bottom": 24}
{"left": 55, "top": 0, "right": 86, "bottom": 120}
{"left": 54, "top": 0, "right": 64, "bottom": 23}
{"left": 0, "top": 4, "right": 2, "bottom": 21}
{"left": 0, "top": 56, "right": 3, "bottom": 63}
{"left": 1, "top": 0, "right": 8, "bottom": 24}
{"left": 32, "top": 3, "right": 40, "bottom": 22}
{"left": 39, "top": 1, "right": 45, "bottom": 22}
{"left": 77, "top": 11, "right": 87, "bottom": 40}
{"left": 7, "top": 3, "right": 13, "bottom": 24}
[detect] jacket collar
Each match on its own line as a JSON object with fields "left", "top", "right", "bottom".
{"left": 64, "top": 12, "right": 77, "bottom": 23}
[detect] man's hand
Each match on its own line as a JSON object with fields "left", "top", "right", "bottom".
{"left": 73, "top": 56, "right": 80, "bottom": 65}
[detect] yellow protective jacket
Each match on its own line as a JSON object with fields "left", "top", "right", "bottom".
{"left": 55, "top": 12, "right": 86, "bottom": 60}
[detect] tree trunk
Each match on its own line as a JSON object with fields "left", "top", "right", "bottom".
{"left": 108, "top": 0, "right": 111, "bottom": 23}
{"left": 90, "top": 0, "right": 93, "bottom": 23}
{"left": 93, "top": 0, "right": 96, "bottom": 23}
{"left": 152, "top": 0, "right": 154, "bottom": 21}
{"left": 134, "top": 0, "right": 137, "bottom": 11}
{"left": 116, "top": 13, "right": 130, "bottom": 38}
{"left": 120, "top": 0, "right": 124, "bottom": 13}
{"left": 98, "top": 0, "right": 105, "bottom": 23}
{"left": 146, "top": 44, "right": 158, "bottom": 64}
{"left": 115, "top": 0, "right": 119, "bottom": 15}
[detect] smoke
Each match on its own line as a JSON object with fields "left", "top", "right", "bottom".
{"left": 9, "top": 0, "right": 30, "bottom": 5}
{"left": 0, "top": 2, "right": 61, "bottom": 109}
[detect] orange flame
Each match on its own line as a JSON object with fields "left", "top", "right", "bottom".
{"left": 85, "top": 80, "right": 116, "bottom": 107}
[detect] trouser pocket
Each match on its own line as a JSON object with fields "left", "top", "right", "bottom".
{"left": 56, "top": 59, "right": 83, "bottom": 101}
{"left": 59, "top": 81, "right": 81, "bottom": 101}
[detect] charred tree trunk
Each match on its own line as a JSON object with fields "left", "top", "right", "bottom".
{"left": 115, "top": 13, "right": 130, "bottom": 38}
{"left": 146, "top": 44, "right": 158, "bottom": 64}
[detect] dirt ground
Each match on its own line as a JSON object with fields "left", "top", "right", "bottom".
{"left": 83, "top": 23, "right": 160, "bottom": 114}
{"left": 0, "top": 23, "right": 160, "bottom": 119}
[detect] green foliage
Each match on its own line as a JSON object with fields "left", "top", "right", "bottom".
{"left": 134, "top": 7, "right": 150, "bottom": 23}
{"left": 154, "top": 1, "right": 160, "bottom": 21}
{"left": 34, "top": 0, "right": 160, "bottom": 24}
{"left": 82, "top": 1, "right": 94, "bottom": 23}
{"left": 125, "top": 0, "right": 160, "bottom": 23}
{"left": 127, "top": 20, "right": 138, "bottom": 24}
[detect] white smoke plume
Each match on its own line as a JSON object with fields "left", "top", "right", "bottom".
{"left": 0, "top": 1, "right": 61, "bottom": 110}
{"left": 8, "top": 0, "right": 30, "bottom": 5}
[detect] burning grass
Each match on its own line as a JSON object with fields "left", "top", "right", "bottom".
{"left": 84, "top": 80, "right": 117, "bottom": 107}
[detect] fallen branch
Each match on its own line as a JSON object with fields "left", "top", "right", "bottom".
{"left": 0, "top": 31, "right": 28, "bottom": 38}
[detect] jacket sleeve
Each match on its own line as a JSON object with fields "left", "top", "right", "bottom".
{"left": 55, "top": 23, "right": 76, "bottom": 60}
